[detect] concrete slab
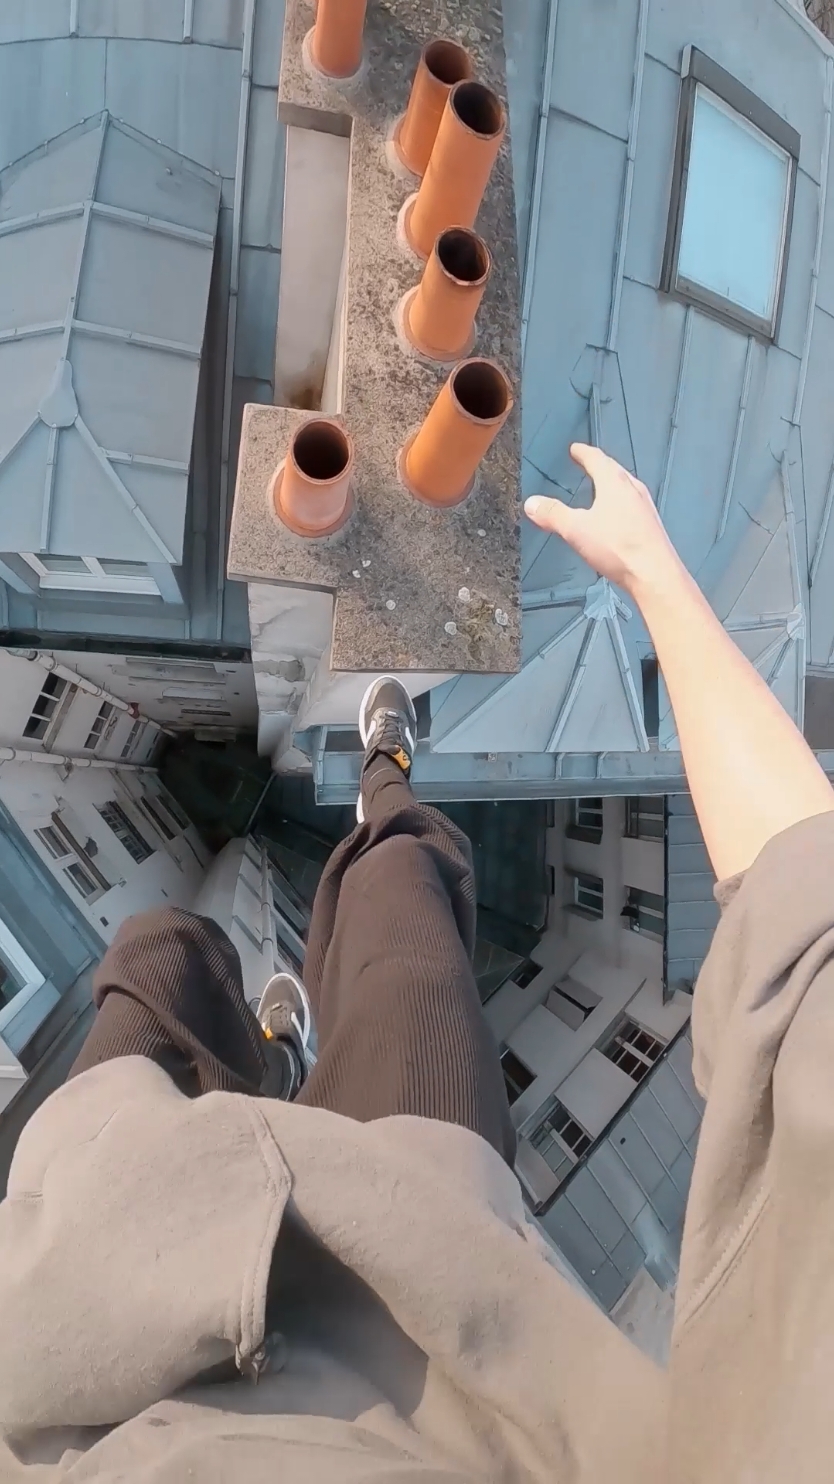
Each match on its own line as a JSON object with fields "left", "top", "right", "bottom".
{"left": 228, "top": 0, "right": 522, "bottom": 675}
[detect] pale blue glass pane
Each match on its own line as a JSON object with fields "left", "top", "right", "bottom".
{"left": 678, "top": 89, "right": 790, "bottom": 322}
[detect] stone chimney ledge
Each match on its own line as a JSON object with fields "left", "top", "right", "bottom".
{"left": 228, "top": 0, "right": 521, "bottom": 675}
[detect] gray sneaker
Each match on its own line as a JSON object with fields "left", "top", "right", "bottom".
{"left": 255, "top": 972, "right": 311, "bottom": 1100}
{"left": 356, "top": 675, "right": 417, "bottom": 822}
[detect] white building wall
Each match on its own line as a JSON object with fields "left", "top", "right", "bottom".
{"left": 485, "top": 797, "right": 691, "bottom": 1182}
{"left": 0, "top": 650, "right": 163, "bottom": 763}
{"left": 52, "top": 651, "right": 258, "bottom": 736}
{"left": 0, "top": 762, "right": 209, "bottom": 943}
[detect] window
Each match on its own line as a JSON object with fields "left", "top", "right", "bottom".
{"left": 97, "top": 802, "right": 153, "bottom": 864}
{"left": 500, "top": 1047, "right": 536, "bottom": 1106}
{"left": 139, "top": 795, "right": 176, "bottom": 841}
{"left": 154, "top": 786, "right": 189, "bottom": 830}
{"left": 546, "top": 981, "right": 600, "bottom": 1030}
{"left": 531, "top": 1096, "right": 593, "bottom": 1185}
{"left": 513, "top": 959, "right": 541, "bottom": 990}
{"left": 0, "top": 918, "right": 45, "bottom": 1034}
{"left": 63, "top": 860, "right": 102, "bottom": 900}
{"left": 120, "top": 718, "right": 145, "bottom": 759}
{"left": 35, "top": 812, "right": 111, "bottom": 903}
{"left": 35, "top": 824, "right": 69, "bottom": 859}
{"left": 138, "top": 787, "right": 189, "bottom": 842}
{"left": 567, "top": 870, "right": 604, "bottom": 919}
{"left": 20, "top": 554, "right": 160, "bottom": 596}
{"left": 84, "top": 702, "right": 116, "bottom": 751}
{"left": 662, "top": 49, "right": 799, "bottom": 339}
{"left": 601, "top": 1017, "right": 665, "bottom": 1085}
{"left": 567, "top": 797, "right": 603, "bottom": 844}
{"left": 641, "top": 655, "right": 659, "bottom": 742}
{"left": 622, "top": 886, "right": 665, "bottom": 941}
{"left": 624, "top": 796, "right": 665, "bottom": 841}
{"left": 23, "top": 672, "right": 72, "bottom": 741}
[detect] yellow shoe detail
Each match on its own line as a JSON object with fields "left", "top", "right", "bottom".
{"left": 391, "top": 747, "right": 411, "bottom": 774}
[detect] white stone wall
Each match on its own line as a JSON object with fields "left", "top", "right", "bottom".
{"left": 0, "top": 761, "right": 209, "bottom": 944}
{"left": 484, "top": 797, "right": 691, "bottom": 1168}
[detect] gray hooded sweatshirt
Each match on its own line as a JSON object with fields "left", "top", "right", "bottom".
{"left": 1, "top": 812, "right": 833, "bottom": 1482}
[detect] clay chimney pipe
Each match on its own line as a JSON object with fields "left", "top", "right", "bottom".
{"left": 273, "top": 418, "right": 353, "bottom": 536}
{"left": 406, "top": 81, "right": 505, "bottom": 259}
{"left": 402, "top": 359, "right": 513, "bottom": 507}
{"left": 395, "top": 39, "right": 474, "bottom": 178}
{"left": 311, "top": 0, "right": 367, "bottom": 79}
{"left": 405, "top": 227, "right": 492, "bottom": 361}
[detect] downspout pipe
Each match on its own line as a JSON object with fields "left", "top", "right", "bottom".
{"left": 216, "top": 0, "right": 256, "bottom": 639}
{"left": 10, "top": 650, "right": 133, "bottom": 713}
{"left": 8, "top": 650, "right": 177, "bottom": 738}
{"left": 521, "top": 0, "right": 559, "bottom": 364}
{"left": 0, "top": 748, "right": 151, "bottom": 771}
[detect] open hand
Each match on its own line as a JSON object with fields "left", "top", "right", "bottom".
{"left": 524, "top": 444, "right": 681, "bottom": 599}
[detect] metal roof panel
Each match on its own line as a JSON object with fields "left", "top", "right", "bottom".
{"left": 0, "top": 38, "right": 106, "bottom": 171}
{"left": 0, "top": 112, "right": 218, "bottom": 564}
{"left": 76, "top": 0, "right": 183, "bottom": 42}
{"left": 103, "top": 38, "right": 242, "bottom": 179}
{"left": 96, "top": 117, "right": 220, "bottom": 229}
{"left": 0, "top": 2, "right": 70, "bottom": 46}
{"left": 241, "top": 83, "right": 283, "bottom": 250}
{"left": 192, "top": 0, "right": 246, "bottom": 48}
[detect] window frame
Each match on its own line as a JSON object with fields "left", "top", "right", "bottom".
{"left": 566, "top": 797, "right": 604, "bottom": 845}
{"left": 566, "top": 869, "right": 604, "bottom": 921}
{"left": 500, "top": 1047, "right": 536, "bottom": 1106}
{"left": 37, "top": 811, "right": 112, "bottom": 904}
{"left": 20, "top": 553, "right": 160, "bottom": 596}
{"left": 661, "top": 47, "right": 800, "bottom": 342}
{"left": 97, "top": 801, "right": 154, "bottom": 865}
{"left": 530, "top": 1095, "right": 593, "bottom": 1185}
{"left": 600, "top": 1015, "right": 665, "bottom": 1085}
{"left": 0, "top": 917, "right": 45, "bottom": 1031}
{"left": 23, "top": 672, "right": 75, "bottom": 744}
{"left": 84, "top": 701, "right": 117, "bottom": 752}
{"left": 623, "top": 885, "right": 666, "bottom": 941}
{"left": 624, "top": 796, "right": 665, "bottom": 842}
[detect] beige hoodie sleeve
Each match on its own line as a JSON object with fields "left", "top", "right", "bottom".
{"left": 668, "top": 811, "right": 834, "bottom": 1484}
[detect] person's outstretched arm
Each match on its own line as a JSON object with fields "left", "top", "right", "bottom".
{"left": 525, "top": 444, "right": 834, "bottom": 881}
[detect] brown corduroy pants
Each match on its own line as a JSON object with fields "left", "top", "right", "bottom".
{"left": 70, "top": 758, "right": 515, "bottom": 1164}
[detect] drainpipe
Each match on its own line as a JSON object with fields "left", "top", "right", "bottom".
{"left": 216, "top": 0, "right": 256, "bottom": 640}
{"left": 521, "top": 0, "right": 559, "bottom": 364}
{"left": 0, "top": 748, "right": 151, "bottom": 771}
{"left": 9, "top": 650, "right": 133, "bottom": 713}
{"left": 9, "top": 650, "right": 177, "bottom": 738}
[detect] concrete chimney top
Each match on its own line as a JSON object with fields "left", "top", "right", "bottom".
{"left": 228, "top": 0, "right": 522, "bottom": 676}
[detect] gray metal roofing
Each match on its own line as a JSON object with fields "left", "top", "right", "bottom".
{"left": 0, "top": 0, "right": 832, "bottom": 735}
{"left": 0, "top": 113, "right": 219, "bottom": 564}
{"left": 0, "top": 0, "right": 284, "bottom": 643}
{"left": 430, "top": 0, "right": 834, "bottom": 759}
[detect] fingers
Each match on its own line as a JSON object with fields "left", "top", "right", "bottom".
{"left": 570, "top": 441, "right": 618, "bottom": 483}
{"left": 523, "top": 494, "right": 583, "bottom": 539}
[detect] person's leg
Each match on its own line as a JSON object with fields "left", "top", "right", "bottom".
{"left": 68, "top": 907, "right": 267, "bottom": 1096}
{"left": 296, "top": 678, "right": 516, "bottom": 1165}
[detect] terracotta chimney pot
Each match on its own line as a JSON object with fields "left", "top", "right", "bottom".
{"left": 405, "top": 227, "right": 492, "bottom": 361}
{"left": 402, "top": 358, "right": 513, "bottom": 507}
{"left": 406, "top": 81, "right": 506, "bottom": 259}
{"left": 273, "top": 419, "right": 354, "bottom": 536}
{"left": 311, "top": 0, "right": 367, "bottom": 79}
{"left": 394, "top": 39, "right": 474, "bottom": 178}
